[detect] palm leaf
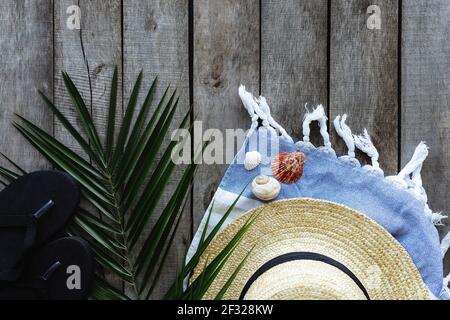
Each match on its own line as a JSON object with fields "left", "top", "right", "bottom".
{"left": 134, "top": 165, "right": 197, "bottom": 280}
{"left": 144, "top": 201, "right": 186, "bottom": 299}
{"left": 164, "top": 183, "right": 251, "bottom": 300}
{"left": 179, "top": 214, "right": 257, "bottom": 300}
{"left": 61, "top": 72, "right": 105, "bottom": 162}
{"left": 76, "top": 209, "right": 121, "bottom": 235}
{"left": 115, "top": 86, "right": 170, "bottom": 185}
{"left": 0, "top": 152, "right": 26, "bottom": 175}
{"left": 110, "top": 71, "right": 143, "bottom": 168}
{"left": 14, "top": 115, "right": 105, "bottom": 179}
{"left": 121, "top": 93, "right": 179, "bottom": 207}
{"left": 0, "top": 68, "right": 252, "bottom": 300}
{"left": 0, "top": 166, "right": 20, "bottom": 183}
{"left": 12, "top": 122, "right": 114, "bottom": 204}
{"left": 214, "top": 247, "right": 253, "bottom": 300}
{"left": 125, "top": 109, "right": 192, "bottom": 244}
{"left": 105, "top": 66, "right": 118, "bottom": 159}
{"left": 90, "top": 276, "right": 130, "bottom": 301}
{"left": 37, "top": 90, "right": 104, "bottom": 169}
{"left": 120, "top": 77, "right": 158, "bottom": 168}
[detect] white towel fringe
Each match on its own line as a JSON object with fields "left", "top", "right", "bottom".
{"left": 354, "top": 129, "right": 380, "bottom": 168}
{"left": 333, "top": 115, "right": 356, "bottom": 158}
{"left": 386, "top": 143, "right": 428, "bottom": 191}
{"left": 332, "top": 115, "right": 360, "bottom": 166}
{"left": 402, "top": 143, "right": 430, "bottom": 204}
{"left": 258, "top": 97, "right": 294, "bottom": 143}
{"left": 239, "top": 85, "right": 277, "bottom": 136}
{"left": 302, "top": 105, "right": 332, "bottom": 149}
{"left": 386, "top": 142, "right": 445, "bottom": 226}
{"left": 423, "top": 202, "right": 446, "bottom": 225}
{"left": 240, "top": 86, "right": 444, "bottom": 228}
{"left": 353, "top": 129, "right": 384, "bottom": 176}
{"left": 239, "top": 85, "right": 260, "bottom": 138}
{"left": 398, "top": 142, "right": 429, "bottom": 183}
{"left": 239, "top": 85, "right": 292, "bottom": 140}
{"left": 432, "top": 211, "right": 447, "bottom": 226}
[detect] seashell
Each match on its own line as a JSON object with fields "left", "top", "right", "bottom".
{"left": 244, "top": 151, "right": 262, "bottom": 171}
{"left": 252, "top": 175, "right": 281, "bottom": 201}
{"left": 271, "top": 151, "right": 306, "bottom": 184}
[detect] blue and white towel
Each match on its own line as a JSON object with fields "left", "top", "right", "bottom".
{"left": 187, "top": 86, "right": 450, "bottom": 300}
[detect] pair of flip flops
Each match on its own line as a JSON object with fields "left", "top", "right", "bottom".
{"left": 0, "top": 171, "right": 94, "bottom": 299}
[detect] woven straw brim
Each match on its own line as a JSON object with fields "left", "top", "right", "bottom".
{"left": 191, "top": 198, "right": 429, "bottom": 300}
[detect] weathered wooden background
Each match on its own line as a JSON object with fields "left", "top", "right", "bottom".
{"left": 1, "top": 0, "right": 450, "bottom": 297}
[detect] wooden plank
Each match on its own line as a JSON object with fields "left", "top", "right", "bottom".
{"left": 0, "top": 0, "right": 53, "bottom": 171}
{"left": 330, "top": 0, "right": 399, "bottom": 174}
{"left": 123, "top": 0, "right": 189, "bottom": 299}
{"left": 193, "top": 0, "right": 260, "bottom": 227}
{"left": 261, "top": 0, "right": 328, "bottom": 143}
{"left": 54, "top": 0, "right": 122, "bottom": 153}
{"left": 54, "top": 0, "right": 123, "bottom": 292}
{"left": 401, "top": 1, "right": 450, "bottom": 273}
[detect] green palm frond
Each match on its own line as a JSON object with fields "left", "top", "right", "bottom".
{"left": 178, "top": 214, "right": 256, "bottom": 300}
{"left": 0, "top": 68, "right": 252, "bottom": 300}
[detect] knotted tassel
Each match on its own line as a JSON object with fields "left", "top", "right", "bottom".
{"left": 354, "top": 129, "right": 384, "bottom": 176}
{"left": 386, "top": 142, "right": 445, "bottom": 225}
{"left": 239, "top": 85, "right": 259, "bottom": 138}
{"left": 424, "top": 204, "right": 446, "bottom": 226}
{"left": 302, "top": 105, "right": 332, "bottom": 149}
{"left": 334, "top": 115, "right": 355, "bottom": 157}
{"left": 333, "top": 115, "right": 360, "bottom": 167}
{"left": 409, "top": 165, "right": 443, "bottom": 225}
{"left": 398, "top": 142, "right": 429, "bottom": 183}
{"left": 431, "top": 211, "right": 447, "bottom": 226}
{"left": 386, "top": 142, "right": 429, "bottom": 190}
{"left": 258, "top": 97, "right": 294, "bottom": 143}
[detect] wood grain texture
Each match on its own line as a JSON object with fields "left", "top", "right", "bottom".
{"left": 401, "top": 0, "right": 450, "bottom": 273}
{"left": 54, "top": 0, "right": 123, "bottom": 291}
{"left": 330, "top": 0, "right": 398, "bottom": 174}
{"left": 3, "top": 0, "right": 450, "bottom": 298}
{"left": 0, "top": 0, "right": 53, "bottom": 171}
{"left": 123, "top": 0, "right": 189, "bottom": 299}
{"left": 261, "top": 0, "right": 328, "bottom": 143}
{"left": 193, "top": 0, "right": 260, "bottom": 228}
{"left": 54, "top": 0, "right": 122, "bottom": 152}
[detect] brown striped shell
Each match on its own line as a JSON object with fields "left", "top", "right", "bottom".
{"left": 271, "top": 151, "right": 306, "bottom": 184}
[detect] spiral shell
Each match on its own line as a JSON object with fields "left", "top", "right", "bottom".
{"left": 271, "top": 151, "right": 306, "bottom": 184}
{"left": 252, "top": 175, "right": 281, "bottom": 201}
{"left": 244, "top": 151, "right": 262, "bottom": 171}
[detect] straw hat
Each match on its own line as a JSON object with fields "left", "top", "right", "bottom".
{"left": 192, "top": 198, "right": 429, "bottom": 300}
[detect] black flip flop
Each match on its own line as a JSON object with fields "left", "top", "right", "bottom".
{"left": 0, "top": 237, "right": 95, "bottom": 300}
{"left": 0, "top": 171, "right": 80, "bottom": 283}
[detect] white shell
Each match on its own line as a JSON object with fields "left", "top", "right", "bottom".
{"left": 252, "top": 175, "right": 281, "bottom": 201}
{"left": 244, "top": 151, "right": 262, "bottom": 171}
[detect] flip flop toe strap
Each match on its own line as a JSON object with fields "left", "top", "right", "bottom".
{"left": 0, "top": 215, "right": 38, "bottom": 250}
{"left": 11, "top": 261, "right": 62, "bottom": 299}
{"left": 0, "top": 215, "right": 38, "bottom": 281}
{"left": 0, "top": 200, "right": 54, "bottom": 282}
